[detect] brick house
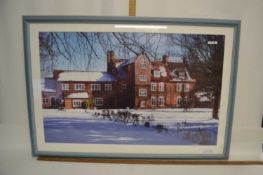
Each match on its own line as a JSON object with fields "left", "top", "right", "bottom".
{"left": 41, "top": 78, "right": 62, "bottom": 108}
{"left": 42, "top": 51, "right": 196, "bottom": 109}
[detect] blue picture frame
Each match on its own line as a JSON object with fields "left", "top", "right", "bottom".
{"left": 23, "top": 16, "right": 240, "bottom": 160}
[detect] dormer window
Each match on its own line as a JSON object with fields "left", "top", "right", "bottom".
{"left": 179, "top": 72, "right": 185, "bottom": 78}
{"left": 153, "top": 70, "right": 160, "bottom": 78}
{"left": 171, "top": 70, "right": 178, "bottom": 77}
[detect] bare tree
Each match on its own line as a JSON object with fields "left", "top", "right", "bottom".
{"left": 168, "top": 34, "right": 225, "bottom": 119}
{"left": 39, "top": 32, "right": 165, "bottom": 74}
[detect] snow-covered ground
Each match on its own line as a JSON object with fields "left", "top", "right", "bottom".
{"left": 43, "top": 108, "right": 218, "bottom": 145}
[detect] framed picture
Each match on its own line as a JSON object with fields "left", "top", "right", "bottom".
{"left": 23, "top": 16, "right": 240, "bottom": 160}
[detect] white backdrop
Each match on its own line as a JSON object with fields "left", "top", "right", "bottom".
{"left": 0, "top": 0, "right": 263, "bottom": 174}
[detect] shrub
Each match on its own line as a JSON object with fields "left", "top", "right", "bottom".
{"left": 82, "top": 101, "right": 88, "bottom": 109}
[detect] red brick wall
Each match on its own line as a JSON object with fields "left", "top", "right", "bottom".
{"left": 134, "top": 55, "right": 151, "bottom": 85}
{"left": 62, "top": 82, "right": 118, "bottom": 109}
{"left": 64, "top": 99, "right": 72, "bottom": 109}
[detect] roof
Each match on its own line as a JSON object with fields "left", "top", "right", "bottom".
{"left": 195, "top": 92, "right": 211, "bottom": 102}
{"left": 170, "top": 68, "right": 194, "bottom": 82}
{"left": 66, "top": 92, "right": 89, "bottom": 99}
{"left": 57, "top": 71, "right": 117, "bottom": 82}
{"left": 121, "top": 53, "right": 151, "bottom": 67}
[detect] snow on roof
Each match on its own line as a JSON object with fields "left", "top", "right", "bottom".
{"left": 66, "top": 92, "right": 89, "bottom": 99}
{"left": 42, "top": 88, "right": 56, "bottom": 92}
{"left": 199, "top": 96, "right": 210, "bottom": 102}
{"left": 115, "top": 61, "right": 124, "bottom": 68}
{"left": 58, "top": 71, "right": 117, "bottom": 82}
{"left": 185, "top": 68, "right": 193, "bottom": 81}
{"left": 195, "top": 92, "right": 211, "bottom": 102}
{"left": 159, "top": 66, "right": 167, "bottom": 77}
{"left": 170, "top": 68, "right": 194, "bottom": 82}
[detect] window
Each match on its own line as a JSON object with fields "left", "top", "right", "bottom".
{"left": 140, "top": 63, "right": 147, "bottom": 69}
{"left": 177, "top": 96, "right": 182, "bottom": 105}
{"left": 74, "top": 84, "right": 85, "bottom": 91}
{"left": 139, "top": 75, "right": 147, "bottom": 81}
{"left": 61, "top": 83, "right": 69, "bottom": 90}
{"left": 151, "top": 97, "right": 157, "bottom": 106}
{"left": 158, "top": 96, "right": 165, "bottom": 106}
{"left": 184, "top": 96, "right": 189, "bottom": 103}
{"left": 140, "top": 60, "right": 147, "bottom": 69}
{"left": 121, "top": 83, "right": 127, "bottom": 90}
{"left": 91, "top": 84, "right": 101, "bottom": 91}
{"left": 139, "top": 89, "right": 147, "bottom": 97}
{"left": 94, "top": 98, "right": 103, "bottom": 106}
{"left": 159, "top": 82, "right": 164, "bottom": 92}
{"left": 179, "top": 72, "right": 185, "bottom": 78}
{"left": 151, "top": 83, "right": 157, "bottom": 91}
{"left": 140, "top": 101, "right": 146, "bottom": 108}
{"left": 153, "top": 70, "right": 160, "bottom": 78}
{"left": 42, "top": 98, "right": 49, "bottom": 104}
{"left": 73, "top": 100, "right": 82, "bottom": 108}
{"left": 104, "top": 84, "right": 112, "bottom": 91}
{"left": 184, "top": 84, "right": 189, "bottom": 92}
{"left": 177, "top": 83, "right": 182, "bottom": 92}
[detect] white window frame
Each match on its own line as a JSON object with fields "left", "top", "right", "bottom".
{"left": 177, "top": 96, "right": 182, "bottom": 105}
{"left": 104, "top": 84, "right": 112, "bottom": 91}
{"left": 42, "top": 98, "right": 49, "bottom": 105}
{"left": 177, "top": 83, "right": 182, "bottom": 92}
{"left": 139, "top": 89, "right": 147, "bottom": 97}
{"left": 159, "top": 82, "right": 164, "bottom": 92}
{"left": 140, "top": 60, "right": 147, "bottom": 69}
{"left": 158, "top": 96, "right": 165, "bottom": 106}
{"left": 61, "top": 83, "right": 69, "bottom": 90}
{"left": 184, "top": 84, "right": 189, "bottom": 92}
{"left": 139, "top": 75, "right": 147, "bottom": 81}
{"left": 151, "top": 96, "right": 157, "bottom": 107}
{"left": 184, "top": 96, "right": 189, "bottom": 103}
{"left": 94, "top": 97, "right": 103, "bottom": 106}
{"left": 153, "top": 70, "right": 161, "bottom": 78}
{"left": 140, "top": 63, "right": 147, "bottom": 69}
{"left": 91, "top": 84, "right": 101, "bottom": 91}
{"left": 74, "top": 83, "right": 85, "bottom": 91}
{"left": 179, "top": 72, "right": 185, "bottom": 78}
{"left": 151, "top": 83, "right": 157, "bottom": 91}
{"left": 72, "top": 100, "right": 82, "bottom": 108}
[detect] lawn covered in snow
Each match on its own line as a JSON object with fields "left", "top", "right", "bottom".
{"left": 43, "top": 108, "right": 218, "bottom": 145}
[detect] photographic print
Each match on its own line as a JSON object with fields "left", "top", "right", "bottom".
{"left": 23, "top": 16, "right": 240, "bottom": 159}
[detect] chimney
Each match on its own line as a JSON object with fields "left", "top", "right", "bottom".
{"left": 53, "top": 70, "right": 64, "bottom": 80}
{"left": 107, "top": 50, "right": 115, "bottom": 64}
{"left": 162, "top": 55, "right": 169, "bottom": 64}
{"left": 107, "top": 51, "right": 115, "bottom": 72}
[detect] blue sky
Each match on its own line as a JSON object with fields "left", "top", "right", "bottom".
{"left": 39, "top": 32, "right": 185, "bottom": 74}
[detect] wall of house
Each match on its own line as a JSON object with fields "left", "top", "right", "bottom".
{"left": 0, "top": 0, "right": 263, "bottom": 175}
